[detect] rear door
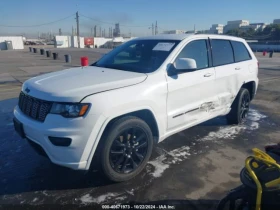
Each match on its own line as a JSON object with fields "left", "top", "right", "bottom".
{"left": 166, "top": 38, "right": 218, "bottom": 131}
{"left": 230, "top": 40, "right": 253, "bottom": 82}
{"left": 210, "top": 39, "right": 239, "bottom": 110}
{"left": 210, "top": 39, "right": 253, "bottom": 110}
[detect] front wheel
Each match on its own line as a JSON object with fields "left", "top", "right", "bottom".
{"left": 227, "top": 88, "right": 250, "bottom": 125}
{"left": 100, "top": 116, "right": 154, "bottom": 182}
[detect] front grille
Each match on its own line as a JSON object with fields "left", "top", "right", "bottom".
{"left": 18, "top": 92, "right": 52, "bottom": 122}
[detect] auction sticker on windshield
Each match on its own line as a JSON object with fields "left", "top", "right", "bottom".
{"left": 153, "top": 42, "right": 175, "bottom": 51}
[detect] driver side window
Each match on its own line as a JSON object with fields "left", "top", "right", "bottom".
{"left": 114, "top": 44, "right": 141, "bottom": 64}
{"left": 176, "top": 40, "right": 209, "bottom": 70}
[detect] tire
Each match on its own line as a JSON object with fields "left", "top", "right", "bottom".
{"left": 217, "top": 185, "right": 250, "bottom": 210}
{"left": 100, "top": 116, "right": 154, "bottom": 182}
{"left": 227, "top": 88, "right": 250, "bottom": 125}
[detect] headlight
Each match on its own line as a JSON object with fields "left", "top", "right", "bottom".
{"left": 50, "top": 103, "right": 90, "bottom": 118}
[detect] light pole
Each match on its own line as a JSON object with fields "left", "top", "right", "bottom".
{"left": 148, "top": 24, "right": 154, "bottom": 35}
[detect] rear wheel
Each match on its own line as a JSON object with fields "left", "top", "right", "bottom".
{"left": 227, "top": 88, "right": 250, "bottom": 125}
{"left": 100, "top": 116, "right": 153, "bottom": 182}
{"left": 217, "top": 185, "right": 250, "bottom": 210}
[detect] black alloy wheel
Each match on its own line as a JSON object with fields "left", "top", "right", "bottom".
{"left": 227, "top": 88, "right": 251, "bottom": 125}
{"left": 109, "top": 127, "right": 148, "bottom": 174}
{"left": 100, "top": 116, "right": 153, "bottom": 182}
{"left": 240, "top": 92, "right": 250, "bottom": 121}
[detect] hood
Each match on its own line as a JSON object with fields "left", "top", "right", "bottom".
{"left": 22, "top": 66, "right": 147, "bottom": 102}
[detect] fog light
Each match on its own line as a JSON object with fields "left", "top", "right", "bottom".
{"left": 48, "top": 137, "right": 72, "bottom": 146}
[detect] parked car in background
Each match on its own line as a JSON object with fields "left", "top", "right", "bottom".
{"left": 13, "top": 34, "right": 258, "bottom": 182}
{"left": 24, "top": 41, "right": 36, "bottom": 45}
{"left": 46, "top": 41, "right": 54, "bottom": 45}
{"left": 36, "top": 41, "right": 47, "bottom": 45}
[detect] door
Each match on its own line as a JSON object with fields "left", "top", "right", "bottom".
{"left": 166, "top": 39, "right": 218, "bottom": 130}
{"left": 210, "top": 39, "right": 252, "bottom": 110}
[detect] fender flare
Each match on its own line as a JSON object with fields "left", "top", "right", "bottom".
{"left": 85, "top": 106, "right": 161, "bottom": 170}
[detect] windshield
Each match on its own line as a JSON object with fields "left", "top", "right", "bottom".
{"left": 93, "top": 39, "right": 180, "bottom": 73}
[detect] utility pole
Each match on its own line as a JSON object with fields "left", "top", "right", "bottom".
{"left": 155, "top": 21, "right": 158, "bottom": 35}
{"left": 152, "top": 23, "right": 154, "bottom": 35}
{"left": 94, "top": 25, "right": 97, "bottom": 37}
{"left": 59, "top": 28, "right": 62, "bottom": 35}
{"left": 76, "top": 11, "right": 80, "bottom": 48}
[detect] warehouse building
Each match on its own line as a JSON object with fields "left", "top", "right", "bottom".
{"left": 162, "top": 30, "right": 186, "bottom": 34}
{"left": 224, "top": 20, "right": 249, "bottom": 33}
{"left": 0, "top": 36, "right": 24, "bottom": 50}
{"left": 209, "top": 24, "right": 224, "bottom": 34}
{"left": 54, "top": 36, "right": 85, "bottom": 48}
{"left": 240, "top": 23, "right": 267, "bottom": 32}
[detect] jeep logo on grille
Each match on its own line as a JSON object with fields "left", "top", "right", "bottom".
{"left": 25, "top": 87, "right": 30, "bottom": 93}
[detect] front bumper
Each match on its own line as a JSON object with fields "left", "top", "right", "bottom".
{"left": 14, "top": 105, "right": 101, "bottom": 170}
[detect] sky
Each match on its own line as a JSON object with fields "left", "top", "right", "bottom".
{"left": 0, "top": 0, "right": 279, "bottom": 37}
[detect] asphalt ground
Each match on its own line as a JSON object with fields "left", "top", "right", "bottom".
{"left": 0, "top": 48, "right": 280, "bottom": 210}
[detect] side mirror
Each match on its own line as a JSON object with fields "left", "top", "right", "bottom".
{"left": 174, "top": 58, "right": 197, "bottom": 71}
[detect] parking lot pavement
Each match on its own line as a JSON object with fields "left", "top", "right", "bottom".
{"left": 0, "top": 49, "right": 280, "bottom": 208}
{"left": 25, "top": 45, "right": 109, "bottom": 67}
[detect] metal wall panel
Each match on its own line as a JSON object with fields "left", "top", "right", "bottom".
{"left": 0, "top": 36, "right": 24, "bottom": 50}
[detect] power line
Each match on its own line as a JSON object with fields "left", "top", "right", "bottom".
{"left": 80, "top": 14, "right": 150, "bottom": 28}
{"left": 158, "top": 26, "right": 168, "bottom": 32}
{"left": 0, "top": 14, "right": 75, "bottom": 27}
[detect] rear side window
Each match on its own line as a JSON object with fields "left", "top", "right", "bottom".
{"left": 231, "top": 41, "right": 251, "bottom": 62}
{"left": 211, "top": 39, "right": 234, "bottom": 66}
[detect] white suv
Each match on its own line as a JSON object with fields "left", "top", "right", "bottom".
{"left": 13, "top": 34, "right": 258, "bottom": 181}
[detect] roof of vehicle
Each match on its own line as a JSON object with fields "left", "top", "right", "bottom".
{"left": 134, "top": 34, "right": 245, "bottom": 42}
{"left": 135, "top": 34, "right": 193, "bottom": 41}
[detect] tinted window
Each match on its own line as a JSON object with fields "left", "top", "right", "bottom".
{"left": 211, "top": 39, "right": 234, "bottom": 66}
{"left": 231, "top": 41, "right": 251, "bottom": 62}
{"left": 94, "top": 40, "right": 180, "bottom": 73}
{"left": 176, "top": 40, "right": 209, "bottom": 70}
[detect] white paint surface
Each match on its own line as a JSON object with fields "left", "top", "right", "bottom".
{"left": 0, "top": 36, "right": 24, "bottom": 50}
{"left": 71, "top": 36, "right": 85, "bottom": 48}
{"left": 55, "top": 36, "right": 71, "bottom": 48}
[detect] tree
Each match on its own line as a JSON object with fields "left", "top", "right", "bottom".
{"left": 247, "top": 28, "right": 255, "bottom": 35}
{"left": 226, "top": 29, "right": 242, "bottom": 36}
{"left": 261, "top": 24, "right": 280, "bottom": 40}
{"left": 271, "top": 24, "right": 280, "bottom": 40}
{"left": 225, "top": 24, "right": 280, "bottom": 40}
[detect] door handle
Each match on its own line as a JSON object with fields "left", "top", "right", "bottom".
{"left": 204, "top": 72, "right": 213, "bottom": 77}
{"left": 235, "top": 67, "right": 241, "bottom": 70}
